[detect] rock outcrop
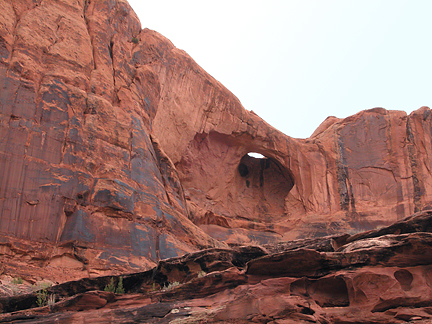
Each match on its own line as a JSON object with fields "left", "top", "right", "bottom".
{"left": 1, "top": 0, "right": 432, "bottom": 299}
{"left": 2, "top": 210, "right": 432, "bottom": 323}
{"left": 1, "top": 1, "right": 432, "bottom": 322}
{"left": 0, "top": 0, "right": 225, "bottom": 278}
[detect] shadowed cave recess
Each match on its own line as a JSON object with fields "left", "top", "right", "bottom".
{"left": 178, "top": 131, "right": 297, "bottom": 245}
{"left": 236, "top": 153, "right": 294, "bottom": 221}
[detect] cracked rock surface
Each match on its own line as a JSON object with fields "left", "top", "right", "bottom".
{"left": 2, "top": 211, "right": 432, "bottom": 323}
{"left": 1, "top": 0, "right": 432, "bottom": 276}
{"left": 1, "top": 0, "right": 432, "bottom": 322}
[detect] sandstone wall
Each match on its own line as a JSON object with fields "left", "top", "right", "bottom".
{"left": 0, "top": 0, "right": 431, "bottom": 275}
{"left": 0, "top": 0, "right": 221, "bottom": 276}
{"left": 145, "top": 25, "right": 432, "bottom": 242}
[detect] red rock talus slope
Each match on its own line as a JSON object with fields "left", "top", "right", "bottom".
{"left": 1, "top": 0, "right": 432, "bottom": 278}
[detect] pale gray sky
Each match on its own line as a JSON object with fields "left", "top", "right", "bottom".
{"left": 128, "top": 0, "right": 432, "bottom": 138}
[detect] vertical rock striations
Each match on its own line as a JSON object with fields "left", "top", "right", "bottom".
{"left": 0, "top": 0, "right": 431, "bottom": 278}
{"left": 0, "top": 0, "right": 222, "bottom": 277}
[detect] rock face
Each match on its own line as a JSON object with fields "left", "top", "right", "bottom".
{"left": 1, "top": 0, "right": 432, "bottom": 288}
{"left": 2, "top": 210, "right": 432, "bottom": 323}
{"left": 1, "top": 1, "right": 432, "bottom": 322}
{"left": 163, "top": 103, "right": 432, "bottom": 243}
{"left": 126, "top": 12, "right": 432, "bottom": 244}
{"left": 0, "top": 0, "right": 224, "bottom": 277}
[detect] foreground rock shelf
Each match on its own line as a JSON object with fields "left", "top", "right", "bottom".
{"left": 2, "top": 210, "right": 432, "bottom": 323}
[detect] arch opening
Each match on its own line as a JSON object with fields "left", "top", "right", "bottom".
{"left": 238, "top": 153, "right": 294, "bottom": 189}
{"left": 234, "top": 152, "right": 295, "bottom": 223}
{"left": 247, "top": 152, "right": 265, "bottom": 159}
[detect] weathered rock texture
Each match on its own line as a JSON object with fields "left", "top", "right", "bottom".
{"left": 1, "top": 1, "right": 432, "bottom": 322}
{"left": 130, "top": 11, "right": 432, "bottom": 244}
{"left": 2, "top": 210, "right": 432, "bottom": 323}
{"left": 1, "top": 0, "right": 432, "bottom": 290}
{"left": 0, "top": 0, "right": 225, "bottom": 278}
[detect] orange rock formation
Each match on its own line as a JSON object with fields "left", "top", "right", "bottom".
{"left": 2, "top": 0, "right": 432, "bottom": 274}
{"left": 1, "top": 0, "right": 432, "bottom": 322}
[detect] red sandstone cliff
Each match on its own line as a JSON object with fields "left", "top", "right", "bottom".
{"left": 146, "top": 29, "right": 432, "bottom": 243}
{"left": 1, "top": 0, "right": 432, "bottom": 276}
{"left": 0, "top": 0, "right": 225, "bottom": 278}
{"left": 2, "top": 0, "right": 432, "bottom": 323}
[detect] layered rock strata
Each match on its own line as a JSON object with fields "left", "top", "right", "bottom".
{"left": 1, "top": 0, "right": 432, "bottom": 277}
{"left": 0, "top": 0, "right": 224, "bottom": 276}
{"left": 2, "top": 210, "right": 432, "bottom": 323}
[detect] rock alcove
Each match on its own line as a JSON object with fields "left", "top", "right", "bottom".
{"left": 235, "top": 152, "right": 294, "bottom": 223}
{"left": 174, "top": 131, "right": 298, "bottom": 243}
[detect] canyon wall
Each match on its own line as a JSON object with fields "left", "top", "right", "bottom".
{"left": 145, "top": 29, "right": 432, "bottom": 242}
{"left": 0, "top": 0, "right": 431, "bottom": 276}
{"left": 0, "top": 0, "right": 223, "bottom": 277}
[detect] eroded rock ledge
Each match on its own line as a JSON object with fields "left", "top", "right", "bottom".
{"left": 1, "top": 210, "right": 432, "bottom": 323}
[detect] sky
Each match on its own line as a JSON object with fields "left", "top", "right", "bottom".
{"left": 128, "top": 0, "right": 432, "bottom": 139}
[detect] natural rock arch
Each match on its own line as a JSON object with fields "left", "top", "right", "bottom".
{"left": 235, "top": 152, "right": 294, "bottom": 222}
